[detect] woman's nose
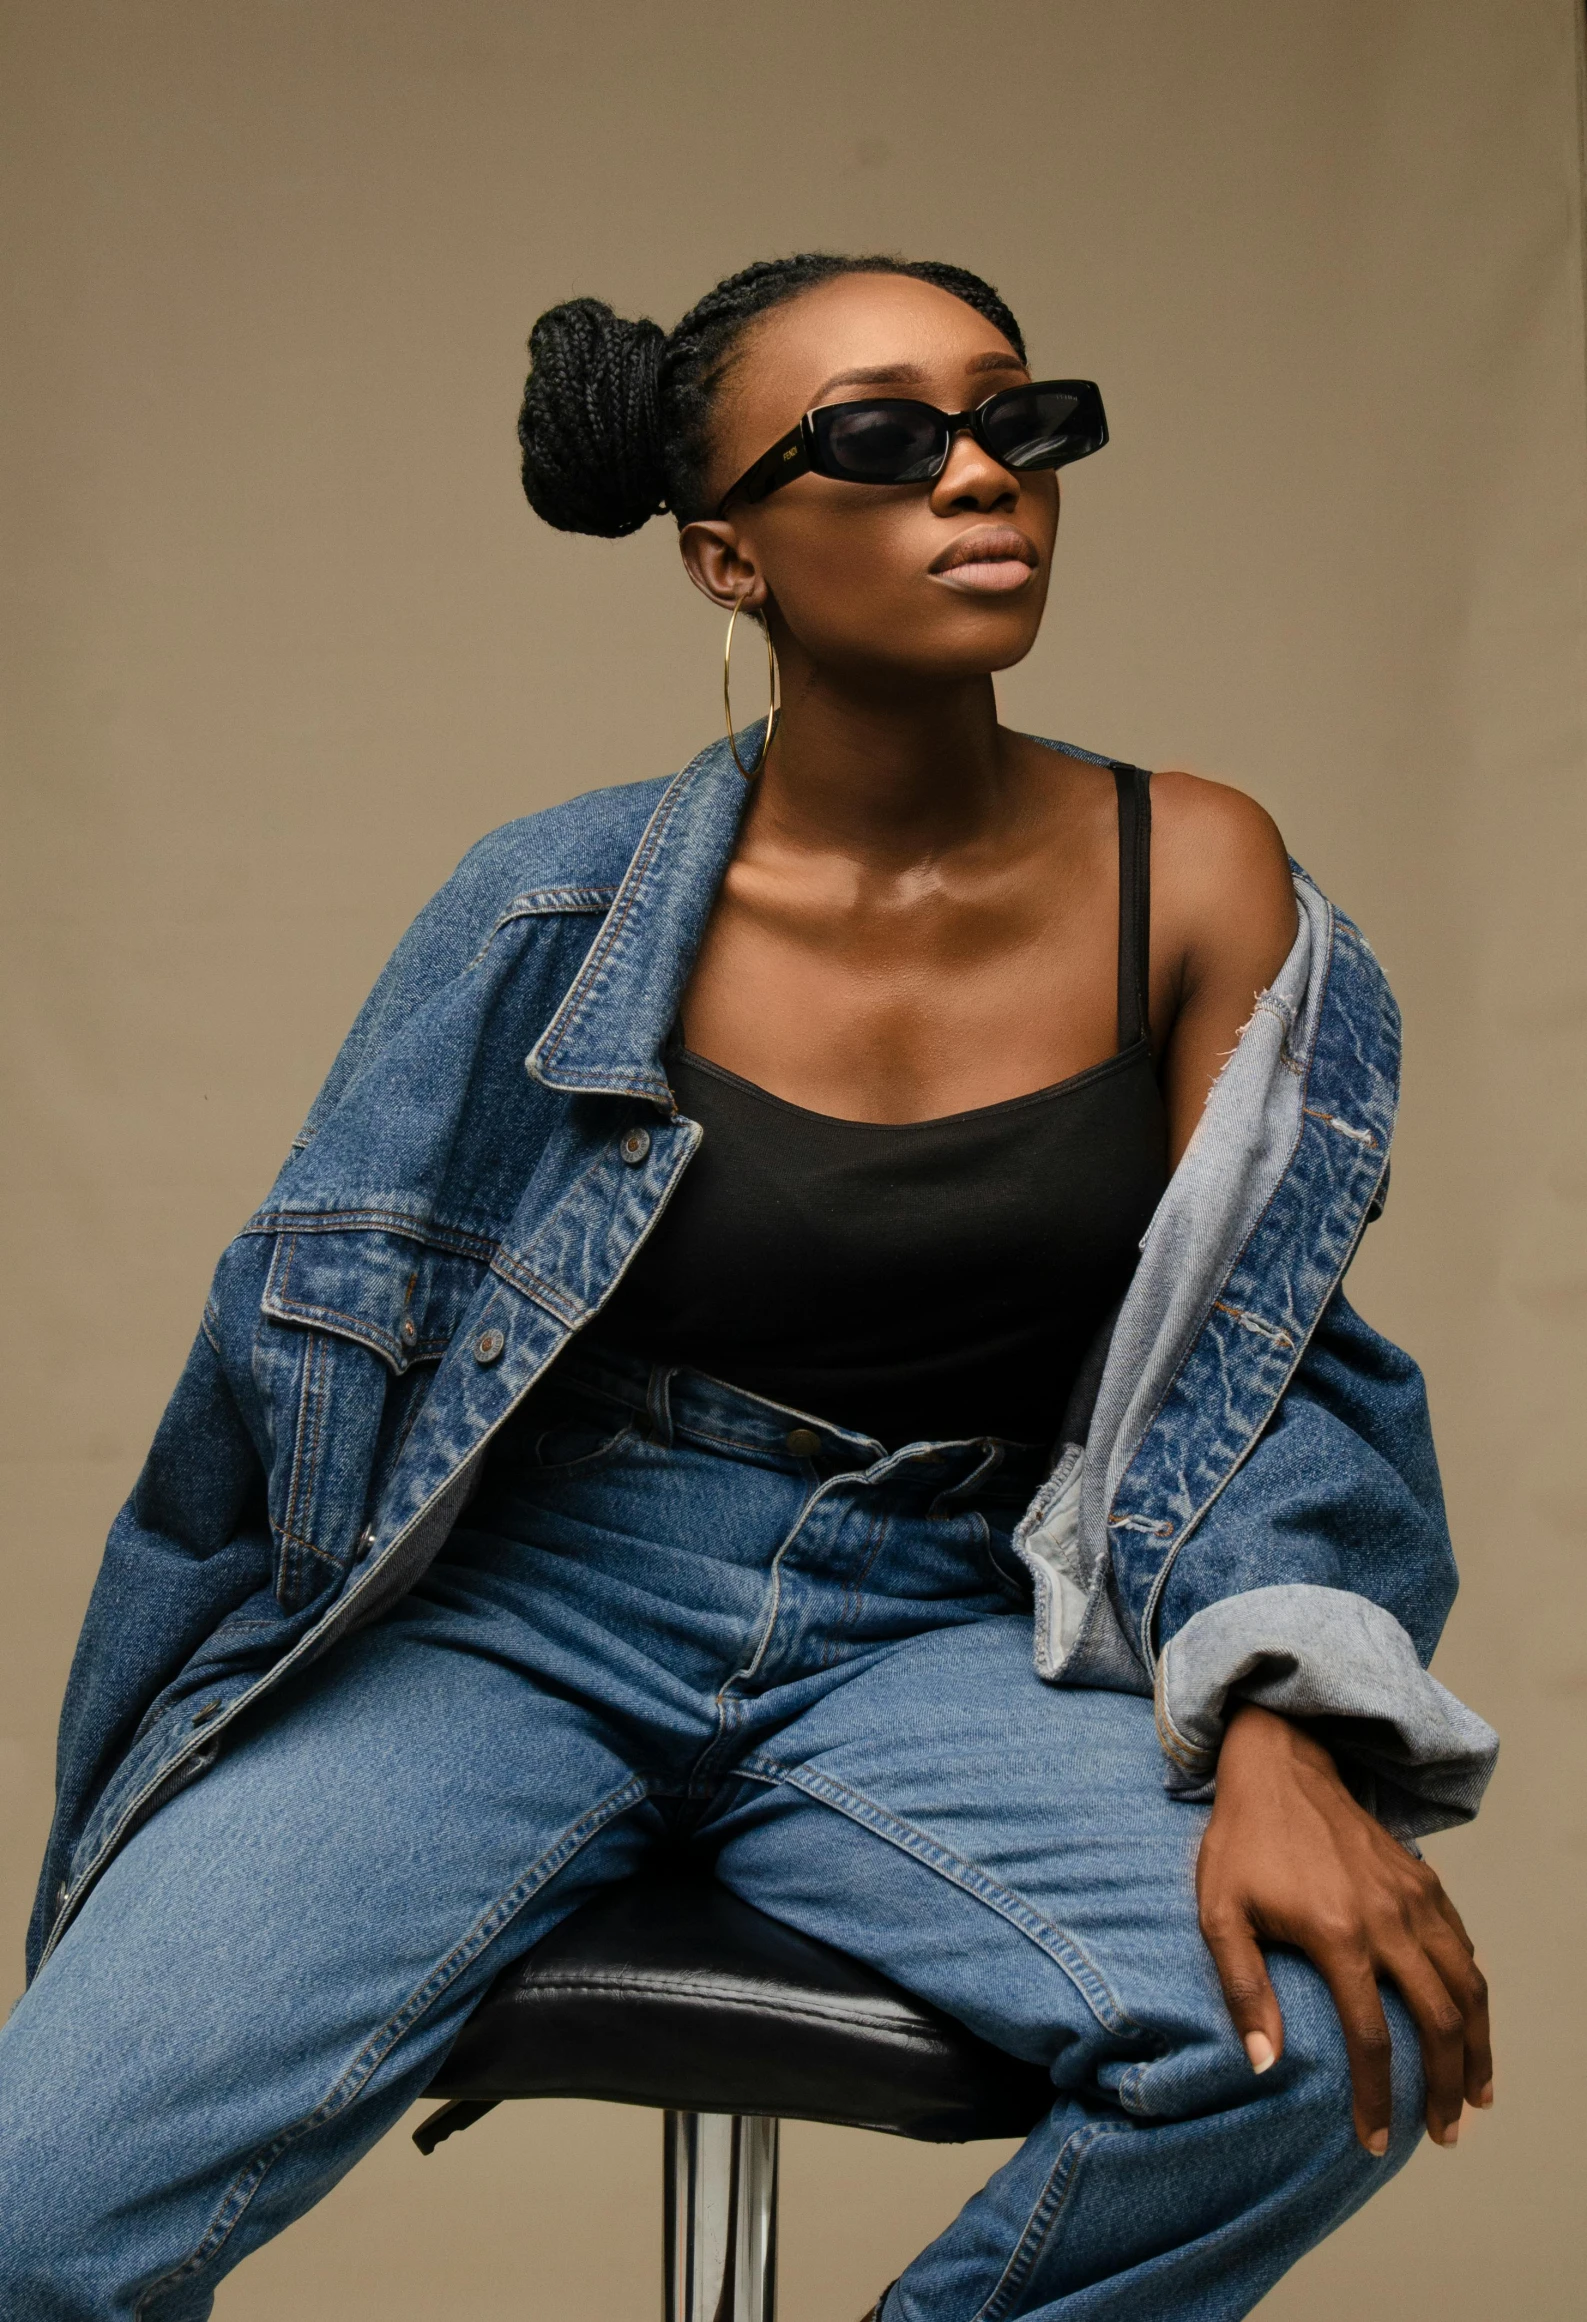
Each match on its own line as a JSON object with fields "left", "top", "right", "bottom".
{"left": 929, "top": 429, "right": 1019, "bottom": 514}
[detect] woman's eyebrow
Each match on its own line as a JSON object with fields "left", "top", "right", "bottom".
{"left": 808, "top": 351, "right": 1029, "bottom": 403}
{"left": 810, "top": 361, "right": 929, "bottom": 400}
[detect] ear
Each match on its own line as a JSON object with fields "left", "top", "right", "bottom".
{"left": 678, "top": 519, "right": 769, "bottom": 612}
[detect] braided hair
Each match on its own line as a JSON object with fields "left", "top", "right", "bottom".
{"left": 518, "top": 253, "right": 1027, "bottom": 538}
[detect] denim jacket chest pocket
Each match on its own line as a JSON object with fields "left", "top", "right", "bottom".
{"left": 254, "top": 1226, "right": 491, "bottom": 1610}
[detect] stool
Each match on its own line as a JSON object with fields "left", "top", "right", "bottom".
{"left": 415, "top": 1870, "right": 1052, "bottom": 2322}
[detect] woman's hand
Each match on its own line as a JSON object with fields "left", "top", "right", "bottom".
{"left": 1196, "top": 1700, "right": 1492, "bottom": 2154}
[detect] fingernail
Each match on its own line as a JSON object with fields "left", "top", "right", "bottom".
{"left": 1479, "top": 2082, "right": 1494, "bottom": 2108}
{"left": 1440, "top": 2121, "right": 1460, "bottom": 2147}
{"left": 1243, "top": 2032, "right": 1276, "bottom": 2074}
{"left": 1366, "top": 2128, "right": 1389, "bottom": 2158}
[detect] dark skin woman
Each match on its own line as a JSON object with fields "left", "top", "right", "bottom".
{"left": 673, "top": 267, "right": 1489, "bottom": 2156}
{"left": 4, "top": 252, "right": 1495, "bottom": 2318}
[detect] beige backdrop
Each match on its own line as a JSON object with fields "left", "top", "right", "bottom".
{"left": 4, "top": 2, "right": 1585, "bottom": 2315}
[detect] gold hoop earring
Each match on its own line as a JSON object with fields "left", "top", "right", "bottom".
{"left": 723, "top": 594, "right": 781, "bottom": 779}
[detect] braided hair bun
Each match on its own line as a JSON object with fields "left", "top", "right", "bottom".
{"left": 518, "top": 298, "right": 668, "bottom": 538}
{"left": 519, "top": 255, "right": 1027, "bottom": 537}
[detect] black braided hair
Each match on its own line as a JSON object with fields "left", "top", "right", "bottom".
{"left": 518, "top": 253, "right": 1027, "bottom": 538}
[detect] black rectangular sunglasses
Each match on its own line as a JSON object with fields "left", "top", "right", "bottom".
{"left": 717, "top": 379, "right": 1108, "bottom": 515}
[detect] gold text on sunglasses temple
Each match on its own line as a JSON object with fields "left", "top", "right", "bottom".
{"left": 723, "top": 594, "right": 782, "bottom": 780}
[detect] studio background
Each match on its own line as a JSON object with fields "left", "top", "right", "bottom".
{"left": 3, "top": 2, "right": 1584, "bottom": 2315}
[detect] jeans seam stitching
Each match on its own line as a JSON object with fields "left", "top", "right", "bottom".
{"left": 970, "top": 2120, "right": 1126, "bottom": 2322}
{"left": 130, "top": 1775, "right": 650, "bottom": 2316}
{"left": 702, "top": 1472, "right": 843, "bottom": 1735}
{"left": 744, "top": 1757, "right": 1149, "bottom": 2038}
{"left": 672, "top": 1417, "right": 820, "bottom": 1460}
{"left": 827, "top": 1500, "right": 889, "bottom": 1666}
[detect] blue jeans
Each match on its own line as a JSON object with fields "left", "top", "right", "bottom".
{"left": 0, "top": 1351, "right": 1423, "bottom": 2319}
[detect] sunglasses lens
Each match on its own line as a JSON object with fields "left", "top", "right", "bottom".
{"left": 822, "top": 400, "right": 946, "bottom": 483}
{"left": 981, "top": 385, "right": 1089, "bottom": 470}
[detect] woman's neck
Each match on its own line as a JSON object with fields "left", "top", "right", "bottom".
{"left": 747, "top": 660, "right": 1029, "bottom": 865}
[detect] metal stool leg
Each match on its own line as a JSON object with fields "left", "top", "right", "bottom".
{"left": 664, "top": 2110, "right": 779, "bottom": 2322}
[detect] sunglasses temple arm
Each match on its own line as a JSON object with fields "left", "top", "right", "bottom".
{"left": 717, "top": 420, "right": 813, "bottom": 515}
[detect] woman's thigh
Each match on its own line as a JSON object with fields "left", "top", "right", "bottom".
{"left": 703, "top": 1621, "right": 1424, "bottom": 2318}
{"left": 0, "top": 1611, "right": 662, "bottom": 2321}
{"left": 709, "top": 1617, "right": 1357, "bottom": 2117}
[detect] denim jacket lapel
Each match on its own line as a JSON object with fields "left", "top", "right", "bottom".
{"left": 526, "top": 740, "right": 752, "bottom": 1107}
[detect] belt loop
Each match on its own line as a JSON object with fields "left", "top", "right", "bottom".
{"left": 646, "top": 1363, "right": 677, "bottom": 1448}
{"left": 934, "top": 1437, "right": 1005, "bottom": 1509}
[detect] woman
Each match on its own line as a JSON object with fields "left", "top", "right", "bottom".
{"left": 3, "top": 253, "right": 1497, "bottom": 2318}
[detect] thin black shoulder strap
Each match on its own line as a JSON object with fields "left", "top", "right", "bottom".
{"left": 1111, "top": 762, "right": 1152, "bottom": 1050}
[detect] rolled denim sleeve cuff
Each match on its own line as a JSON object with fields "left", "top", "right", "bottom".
{"left": 1153, "top": 1582, "right": 1499, "bottom": 1840}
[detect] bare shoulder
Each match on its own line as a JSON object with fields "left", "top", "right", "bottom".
{"left": 1149, "top": 767, "right": 1292, "bottom": 895}
{"left": 1148, "top": 768, "right": 1297, "bottom": 987}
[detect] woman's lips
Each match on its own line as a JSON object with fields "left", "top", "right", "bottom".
{"left": 935, "top": 558, "right": 1035, "bottom": 594}
{"left": 928, "top": 528, "right": 1040, "bottom": 595}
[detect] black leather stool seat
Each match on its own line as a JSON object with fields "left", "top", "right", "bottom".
{"left": 417, "top": 1873, "right": 1052, "bottom": 2155}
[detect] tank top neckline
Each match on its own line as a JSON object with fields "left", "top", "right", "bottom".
{"left": 667, "top": 1031, "right": 1153, "bottom": 1135}
{"left": 667, "top": 761, "right": 1155, "bottom": 1136}
{"left": 584, "top": 762, "right": 1165, "bottom": 1447}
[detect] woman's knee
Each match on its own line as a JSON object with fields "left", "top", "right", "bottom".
{"left": 1265, "top": 1951, "right": 1427, "bottom": 2172}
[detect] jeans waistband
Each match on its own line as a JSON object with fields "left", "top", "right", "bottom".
{"left": 552, "top": 1339, "right": 1051, "bottom": 1505}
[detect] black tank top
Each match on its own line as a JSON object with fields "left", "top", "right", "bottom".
{"left": 588, "top": 764, "right": 1169, "bottom": 1448}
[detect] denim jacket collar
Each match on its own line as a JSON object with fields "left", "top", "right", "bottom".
{"left": 526, "top": 742, "right": 752, "bottom": 1108}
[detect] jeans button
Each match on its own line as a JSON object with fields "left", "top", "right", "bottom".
{"left": 474, "top": 1328, "right": 507, "bottom": 1365}
{"left": 620, "top": 1127, "right": 652, "bottom": 1166}
{"left": 784, "top": 1427, "right": 822, "bottom": 1458}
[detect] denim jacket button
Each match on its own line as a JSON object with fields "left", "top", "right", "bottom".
{"left": 620, "top": 1127, "right": 652, "bottom": 1166}
{"left": 474, "top": 1328, "right": 507, "bottom": 1366}
{"left": 784, "top": 1427, "right": 823, "bottom": 1458}
{"left": 399, "top": 1318, "right": 418, "bottom": 1348}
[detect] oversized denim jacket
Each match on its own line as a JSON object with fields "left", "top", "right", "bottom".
{"left": 27, "top": 737, "right": 1499, "bottom": 1980}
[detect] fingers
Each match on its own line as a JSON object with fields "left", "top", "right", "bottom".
{"left": 1199, "top": 1907, "right": 1286, "bottom": 2077}
{"left": 1332, "top": 1876, "right": 1491, "bottom": 2152}
{"left": 1316, "top": 1948, "right": 1396, "bottom": 2154}
{"left": 1419, "top": 1911, "right": 1493, "bottom": 2113}
{"left": 1408, "top": 1858, "right": 1493, "bottom": 2114}
{"left": 1382, "top": 1941, "right": 1469, "bottom": 2146}
{"left": 1426, "top": 1879, "right": 1476, "bottom": 1956}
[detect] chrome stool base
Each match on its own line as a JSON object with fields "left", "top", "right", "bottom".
{"left": 665, "top": 2110, "right": 778, "bottom": 2322}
